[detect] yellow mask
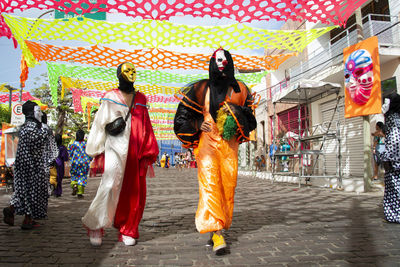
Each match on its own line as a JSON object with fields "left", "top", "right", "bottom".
{"left": 120, "top": 63, "right": 136, "bottom": 83}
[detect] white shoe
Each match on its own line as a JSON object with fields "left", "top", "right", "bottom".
{"left": 89, "top": 229, "right": 102, "bottom": 247}
{"left": 122, "top": 235, "right": 136, "bottom": 246}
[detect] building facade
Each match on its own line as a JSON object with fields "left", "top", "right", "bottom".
{"left": 240, "top": 0, "right": 400, "bottom": 192}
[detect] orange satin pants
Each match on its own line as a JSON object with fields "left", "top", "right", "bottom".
{"left": 194, "top": 114, "right": 238, "bottom": 234}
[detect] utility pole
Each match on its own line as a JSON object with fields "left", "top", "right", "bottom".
{"left": 4, "top": 85, "right": 17, "bottom": 111}
{"left": 355, "top": 8, "right": 372, "bottom": 192}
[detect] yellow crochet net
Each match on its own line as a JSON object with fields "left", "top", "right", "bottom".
{"left": 3, "top": 14, "right": 336, "bottom": 68}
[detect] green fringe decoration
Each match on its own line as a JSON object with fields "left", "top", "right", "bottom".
{"left": 222, "top": 115, "right": 237, "bottom": 140}
{"left": 216, "top": 108, "right": 227, "bottom": 136}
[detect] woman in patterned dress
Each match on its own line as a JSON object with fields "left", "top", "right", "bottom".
{"left": 2, "top": 101, "right": 57, "bottom": 229}
{"left": 68, "top": 130, "right": 92, "bottom": 199}
{"left": 381, "top": 93, "right": 400, "bottom": 223}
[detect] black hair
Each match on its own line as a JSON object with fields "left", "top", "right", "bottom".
{"left": 55, "top": 134, "right": 62, "bottom": 146}
{"left": 41, "top": 113, "right": 47, "bottom": 124}
{"left": 76, "top": 129, "right": 85, "bottom": 142}
{"left": 376, "top": 121, "right": 387, "bottom": 134}
{"left": 22, "top": 100, "right": 38, "bottom": 117}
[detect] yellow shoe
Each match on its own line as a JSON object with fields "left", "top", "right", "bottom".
{"left": 212, "top": 233, "right": 226, "bottom": 252}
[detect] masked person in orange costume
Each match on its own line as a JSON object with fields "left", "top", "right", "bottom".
{"left": 174, "top": 48, "right": 256, "bottom": 255}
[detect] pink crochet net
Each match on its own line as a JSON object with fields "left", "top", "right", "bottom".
{"left": 1, "top": 0, "right": 367, "bottom": 25}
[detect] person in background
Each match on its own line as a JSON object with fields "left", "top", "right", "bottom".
{"left": 41, "top": 113, "right": 59, "bottom": 198}
{"left": 372, "top": 121, "right": 386, "bottom": 181}
{"left": 174, "top": 152, "right": 181, "bottom": 171}
{"left": 269, "top": 141, "right": 278, "bottom": 171}
{"left": 166, "top": 153, "right": 170, "bottom": 168}
{"left": 260, "top": 155, "right": 266, "bottom": 171}
{"left": 69, "top": 130, "right": 92, "bottom": 199}
{"left": 254, "top": 156, "right": 261, "bottom": 171}
{"left": 380, "top": 93, "right": 400, "bottom": 223}
{"left": 53, "top": 134, "right": 69, "bottom": 197}
{"left": 185, "top": 150, "right": 192, "bottom": 169}
{"left": 280, "top": 140, "right": 291, "bottom": 172}
{"left": 160, "top": 152, "right": 166, "bottom": 168}
{"left": 3, "top": 101, "right": 57, "bottom": 230}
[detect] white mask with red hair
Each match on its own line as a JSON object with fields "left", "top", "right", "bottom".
{"left": 213, "top": 49, "right": 228, "bottom": 72}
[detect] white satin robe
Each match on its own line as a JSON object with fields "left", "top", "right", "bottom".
{"left": 82, "top": 89, "right": 132, "bottom": 230}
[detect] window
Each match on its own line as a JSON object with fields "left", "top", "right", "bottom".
{"left": 330, "top": 0, "right": 389, "bottom": 45}
{"left": 381, "top": 77, "right": 397, "bottom": 99}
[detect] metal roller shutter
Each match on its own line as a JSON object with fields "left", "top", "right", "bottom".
{"left": 320, "top": 99, "right": 364, "bottom": 177}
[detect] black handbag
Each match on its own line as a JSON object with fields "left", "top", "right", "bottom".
{"left": 105, "top": 92, "right": 135, "bottom": 136}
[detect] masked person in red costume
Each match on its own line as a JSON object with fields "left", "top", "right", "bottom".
{"left": 174, "top": 48, "right": 257, "bottom": 255}
{"left": 82, "top": 62, "right": 159, "bottom": 246}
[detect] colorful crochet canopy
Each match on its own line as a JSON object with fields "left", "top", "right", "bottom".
{"left": 0, "top": 16, "right": 17, "bottom": 48}
{"left": 63, "top": 77, "right": 180, "bottom": 95}
{"left": 63, "top": 76, "right": 256, "bottom": 103}
{"left": 0, "top": 0, "right": 368, "bottom": 25}
{"left": 0, "top": 91, "right": 37, "bottom": 103}
{"left": 3, "top": 14, "right": 336, "bottom": 57}
{"left": 48, "top": 62, "right": 267, "bottom": 105}
{"left": 25, "top": 41, "right": 295, "bottom": 70}
{"left": 80, "top": 97, "right": 176, "bottom": 140}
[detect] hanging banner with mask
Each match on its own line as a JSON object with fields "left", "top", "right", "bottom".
{"left": 343, "top": 36, "right": 381, "bottom": 118}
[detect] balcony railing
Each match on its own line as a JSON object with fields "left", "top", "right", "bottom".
{"left": 268, "top": 13, "right": 400, "bottom": 101}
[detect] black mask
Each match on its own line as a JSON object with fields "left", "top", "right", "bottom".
{"left": 22, "top": 100, "right": 41, "bottom": 126}
{"left": 208, "top": 49, "right": 240, "bottom": 122}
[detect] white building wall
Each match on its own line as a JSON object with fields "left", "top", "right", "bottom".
{"left": 389, "top": 0, "right": 400, "bottom": 17}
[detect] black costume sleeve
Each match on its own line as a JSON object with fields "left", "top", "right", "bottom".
{"left": 173, "top": 80, "right": 206, "bottom": 148}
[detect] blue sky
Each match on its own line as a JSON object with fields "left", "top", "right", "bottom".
{"left": 0, "top": 9, "right": 283, "bottom": 93}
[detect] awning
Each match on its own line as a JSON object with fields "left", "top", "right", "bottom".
{"left": 272, "top": 79, "right": 342, "bottom": 104}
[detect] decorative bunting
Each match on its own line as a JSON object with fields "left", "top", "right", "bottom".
{"left": 79, "top": 95, "right": 176, "bottom": 140}
{"left": 0, "top": 0, "right": 368, "bottom": 25}
{"left": 26, "top": 41, "right": 295, "bottom": 70}
{"left": 49, "top": 63, "right": 267, "bottom": 105}
{"left": 0, "top": 91, "right": 37, "bottom": 103}
{"left": 71, "top": 88, "right": 105, "bottom": 112}
{"left": 63, "top": 76, "right": 181, "bottom": 94}
{"left": 19, "top": 55, "right": 28, "bottom": 88}
{"left": 4, "top": 14, "right": 336, "bottom": 67}
{"left": 0, "top": 16, "right": 17, "bottom": 48}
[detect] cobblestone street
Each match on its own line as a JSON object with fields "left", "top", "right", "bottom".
{"left": 1, "top": 167, "right": 399, "bottom": 266}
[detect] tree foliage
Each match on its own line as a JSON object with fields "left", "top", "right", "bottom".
{"left": 0, "top": 105, "right": 11, "bottom": 124}
{"left": 31, "top": 73, "right": 87, "bottom": 136}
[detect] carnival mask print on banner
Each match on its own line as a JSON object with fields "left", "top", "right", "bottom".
{"left": 213, "top": 49, "right": 228, "bottom": 72}
{"left": 344, "top": 49, "right": 374, "bottom": 105}
{"left": 121, "top": 63, "right": 136, "bottom": 83}
{"left": 34, "top": 105, "right": 42, "bottom": 122}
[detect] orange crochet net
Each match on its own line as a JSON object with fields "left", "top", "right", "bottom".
{"left": 25, "top": 41, "right": 296, "bottom": 71}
